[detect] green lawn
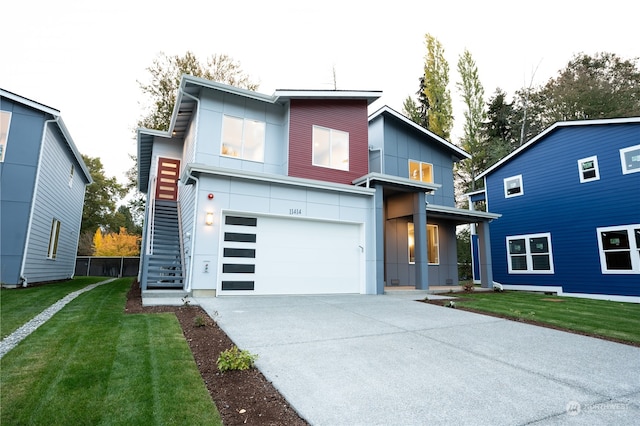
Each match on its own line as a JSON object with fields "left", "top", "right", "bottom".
{"left": 1, "top": 276, "right": 107, "bottom": 338}
{"left": 448, "top": 290, "right": 640, "bottom": 344}
{"left": 1, "top": 278, "right": 221, "bottom": 426}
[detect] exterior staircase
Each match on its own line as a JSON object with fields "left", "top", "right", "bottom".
{"left": 145, "top": 200, "right": 184, "bottom": 290}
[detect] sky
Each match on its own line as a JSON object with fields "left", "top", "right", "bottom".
{"left": 2, "top": 0, "right": 638, "bottom": 185}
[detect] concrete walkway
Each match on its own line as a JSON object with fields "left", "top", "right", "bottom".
{"left": 195, "top": 293, "right": 640, "bottom": 426}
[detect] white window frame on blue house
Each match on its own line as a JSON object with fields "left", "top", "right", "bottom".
{"left": 577, "top": 155, "right": 600, "bottom": 183}
{"left": 596, "top": 224, "right": 640, "bottom": 274}
{"left": 503, "top": 174, "right": 523, "bottom": 198}
{"left": 620, "top": 144, "right": 640, "bottom": 175}
{"left": 0, "top": 110, "right": 11, "bottom": 162}
{"left": 506, "top": 232, "right": 554, "bottom": 274}
{"left": 47, "top": 219, "right": 61, "bottom": 260}
{"left": 221, "top": 115, "right": 265, "bottom": 162}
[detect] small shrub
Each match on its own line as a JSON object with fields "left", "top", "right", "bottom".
{"left": 217, "top": 346, "right": 258, "bottom": 372}
{"left": 445, "top": 300, "right": 456, "bottom": 308}
{"left": 181, "top": 296, "right": 191, "bottom": 307}
{"left": 194, "top": 315, "right": 206, "bottom": 327}
{"left": 463, "top": 282, "right": 475, "bottom": 292}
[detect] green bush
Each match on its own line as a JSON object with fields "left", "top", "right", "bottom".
{"left": 216, "top": 346, "right": 258, "bottom": 372}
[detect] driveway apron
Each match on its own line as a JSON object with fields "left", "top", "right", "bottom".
{"left": 196, "top": 294, "right": 640, "bottom": 426}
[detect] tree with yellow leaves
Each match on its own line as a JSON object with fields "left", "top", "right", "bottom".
{"left": 93, "top": 227, "right": 140, "bottom": 256}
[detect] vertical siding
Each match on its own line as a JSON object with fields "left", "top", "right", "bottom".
{"left": 288, "top": 99, "right": 369, "bottom": 184}
{"left": 23, "top": 123, "right": 87, "bottom": 283}
{"left": 178, "top": 182, "right": 196, "bottom": 287}
{"left": 487, "top": 123, "right": 640, "bottom": 296}
{"left": 0, "top": 99, "right": 45, "bottom": 284}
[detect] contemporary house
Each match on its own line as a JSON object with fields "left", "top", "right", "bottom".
{"left": 0, "top": 89, "right": 92, "bottom": 287}
{"left": 471, "top": 117, "right": 640, "bottom": 302}
{"left": 137, "top": 75, "right": 498, "bottom": 297}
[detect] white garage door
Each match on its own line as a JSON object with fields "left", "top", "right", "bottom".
{"left": 219, "top": 214, "right": 362, "bottom": 295}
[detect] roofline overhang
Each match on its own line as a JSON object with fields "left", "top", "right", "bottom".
{"left": 273, "top": 89, "right": 382, "bottom": 105}
{"left": 352, "top": 172, "right": 441, "bottom": 193}
{"left": 182, "top": 163, "right": 376, "bottom": 196}
{"left": 426, "top": 204, "right": 501, "bottom": 223}
{"left": 1, "top": 89, "right": 92, "bottom": 184}
{"left": 477, "top": 116, "right": 640, "bottom": 180}
{"left": 368, "top": 105, "right": 471, "bottom": 161}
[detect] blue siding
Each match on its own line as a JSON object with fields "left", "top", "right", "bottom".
{"left": 486, "top": 123, "right": 640, "bottom": 296}
{"left": 0, "top": 99, "right": 45, "bottom": 285}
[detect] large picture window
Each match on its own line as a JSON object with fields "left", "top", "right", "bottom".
{"left": 0, "top": 111, "right": 11, "bottom": 162}
{"left": 503, "top": 175, "right": 523, "bottom": 198}
{"left": 221, "top": 115, "right": 265, "bottom": 162}
{"left": 47, "top": 219, "right": 61, "bottom": 259}
{"left": 409, "top": 160, "right": 433, "bottom": 183}
{"left": 620, "top": 144, "right": 640, "bottom": 175}
{"left": 577, "top": 155, "right": 600, "bottom": 183}
{"left": 408, "top": 223, "right": 439, "bottom": 265}
{"left": 597, "top": 225, "right": 640, "bottom": 274}
{"left": 312, "top": 125, "right": 349, "bottom": 171}
{"left": 506, "top": 233, "right": 554, "bottom": 273}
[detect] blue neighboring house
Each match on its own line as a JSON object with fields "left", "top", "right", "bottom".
{"left": 472, "top": 117, "right": 640, "bottom": 302}
{"left": 1, "top": 89, "right": 92, "bottom": 287}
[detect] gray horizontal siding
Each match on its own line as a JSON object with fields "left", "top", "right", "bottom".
{"left": 23, "top": 123, "right": 86, "bottom": 284}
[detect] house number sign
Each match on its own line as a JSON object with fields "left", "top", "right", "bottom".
{"left": 289, "top": 208, "right": 303, "bottom": 215}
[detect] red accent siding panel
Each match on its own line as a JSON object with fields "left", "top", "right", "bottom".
{"left": 288, "top": 99, "right": 369, "bottom": 184}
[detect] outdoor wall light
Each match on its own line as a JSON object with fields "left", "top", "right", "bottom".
{"left": 205, "top": 212, "right": 214, "bottom": 226}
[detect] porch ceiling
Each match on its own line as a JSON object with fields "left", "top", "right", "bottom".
{"left": 426, "top": 204, "right": 501, "bottom": 225}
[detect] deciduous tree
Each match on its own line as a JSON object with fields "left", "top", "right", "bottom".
{"left": 80, "top": 155, "right": 126, "bottom": 235}
{"left": 93, "top": 227, "right": 140, "bottom": 256}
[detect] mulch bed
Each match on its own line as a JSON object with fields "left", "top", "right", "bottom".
{"left": 125, "top": 280, "right": 308, "bottom": 426}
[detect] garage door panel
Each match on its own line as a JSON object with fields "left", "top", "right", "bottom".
{"left": 219, "top": 213, "right": 362, "bottom": 295}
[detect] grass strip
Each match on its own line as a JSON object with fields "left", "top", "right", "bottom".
{"left": 1, "top": 278, "right": 221, "bottom": 426}
{"left": 1, "top": 277, "right": 107, "bottom": 338}
{"left": 449, "top": 291, "right": 640, "bottom": 344}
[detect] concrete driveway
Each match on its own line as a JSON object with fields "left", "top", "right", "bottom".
{"left": 196, "top": 293, "right": 640, "bottom": 426}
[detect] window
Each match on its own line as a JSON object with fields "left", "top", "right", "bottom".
{"left": 312, "top": 125, "right": 349, "bottom": 171}
{"left": 47, "top": 219, "right": 61, "bottom": 259}
{"left": 0, "top": 111, "right": 11, "bottom": 162}
{"left": 506, "top": 233, "right": 554, "bottom": 273}
{"left": 409, "top": 160, "right": 433, "bottom": 183}
{"left": 221, "top": 115, "right": 265, "bottom": 162}
{"left": 408, "top": 223, "right": 439, "bottom": 265}
{"left": 597, "top": 225, "right": 640, "bottom": 274}
{"left": 503, "top": 175, "right": 523, "bottom": 198}
{"left": 620, "top": 144, "right": 640, "bottom": 175}
{"left": 577, "top": 155, "right": 600, "bottom": 183}
{"left": 69, "top": 165, "right": 75, "bottom": 188}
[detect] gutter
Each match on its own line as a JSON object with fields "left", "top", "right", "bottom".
{"left": 19, "top": 115, "right": 60, "bottom": 287}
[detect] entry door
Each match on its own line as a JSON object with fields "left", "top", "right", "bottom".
{"left": 155, "top": 157, "right": 180, "bottom": 201}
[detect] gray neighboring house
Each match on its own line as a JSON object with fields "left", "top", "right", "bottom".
{"left": 1, "top": 89, "right": 92, "bottom": 287}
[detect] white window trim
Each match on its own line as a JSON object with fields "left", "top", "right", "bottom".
{"left": 312, "top": 125, "right": 349, "bottom": 171}
{"left": 47, "top": 219, "right": 61, "bottom": 260}
{"left": 596, "top": 224, "right": 640, "bottom": 274}
{"left": 0, "top": 110, "right": 11, "bottom": 163}
{"left": 620, "top": 144, "right": 640, "bottom": 175}
{"left": 577, "top": 155, "right": 600, "bottom": 183}
{"left": 220, "top": 115, "right": 266, "bottom": 163}
{"left": 503, "top": 174, "right": 524, "bottom": 198}
{"left": 69, "top": 165, "right": 75, "bottom": 188}
{"left": 408, "top": 159, "right": 434, "bottom": 183}
{"left": 506, "top": 232, "right": 554, "bottom": 274}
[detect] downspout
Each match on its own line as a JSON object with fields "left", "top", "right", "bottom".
{"left": 184, "top": 172, "right": 199, "bottom": 293}
{"left": 19, "top": 115, "right": 60, "bottom": 287}
{"left": 178, "top": 87, "right": 201, "bottom": 294}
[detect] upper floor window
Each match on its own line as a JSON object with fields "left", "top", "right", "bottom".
{"left": 409, "top": 160, "right": 433, "bottom": 183}
{"left": 47, "top": 219, "right": 61, "bottom": 259}
{"left": 0, "top": 111, "right": 11, "bottom": 162}
{"left": 221, "top": 115, "right": 265, "bottom": 162}
{"left": 597, "top": 225, "right": 640, "bottom": 274}
{"left": 69, "top": 165, "right": 75, "bottom": 188}
{"left": 312, "top": 125, "right": 349, "bottom": 171}
{"left": 507, "top": 232, "right": 554, "bottom": 273}
{"left": 577, "top": 155, "right": 599, "bottom": 183}
{"left": 620, "top": 144, "right": 640, "bottom": 175}
{"left": 503, "top": 174, "right": 523, "bottom": 198}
